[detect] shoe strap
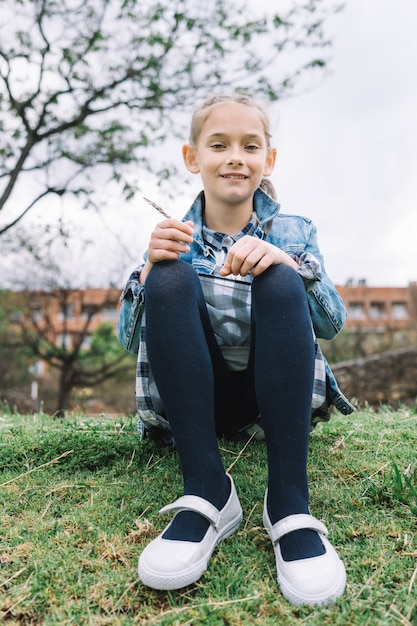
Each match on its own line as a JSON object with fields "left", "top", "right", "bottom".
{"left": 268, "top": 514, "right": 329, "bottom": 544}
{"left": 160, "top": 496, "right": 221, "bottom": 529}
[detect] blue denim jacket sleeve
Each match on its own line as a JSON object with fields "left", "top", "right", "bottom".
{"left": 116, "top": 266, "right": 145, "bottom": 354}
{"left": 301, "top": 223, "right": 347, "bottom": 340}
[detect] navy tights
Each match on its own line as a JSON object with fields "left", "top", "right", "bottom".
{"left": 144, "top": 260, "right": 324, "bottom": 561}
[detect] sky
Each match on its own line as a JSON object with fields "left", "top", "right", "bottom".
{"left": 264, "top": 0, "right": 417, "bottom": 287}
{"left": 3, "top": 0, "right": 417, "bottom": 289}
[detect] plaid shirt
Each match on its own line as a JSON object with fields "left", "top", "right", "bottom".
{"left": 200, "top": 218, "right": 254, "bottom": 371}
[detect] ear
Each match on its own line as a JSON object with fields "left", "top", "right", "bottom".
{"left": 263, "top": 147, "right": 277, "bottom": 177}
{"left": 182, "top": 144, "right": 200, "bottom": 174}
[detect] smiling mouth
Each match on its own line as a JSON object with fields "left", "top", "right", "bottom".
{"left": 221, "top": 174, "right": 247, "bottom": 179}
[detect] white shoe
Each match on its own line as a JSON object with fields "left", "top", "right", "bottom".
{"left": 263, "top": 508, "right": 346, "bottom": 606}
{"left": 138, "top": 473, "right": 243, "bottom": 590}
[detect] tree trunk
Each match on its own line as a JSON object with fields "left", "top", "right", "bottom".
{"left": 56, "top": 365, "right": 74, "bottom": 417}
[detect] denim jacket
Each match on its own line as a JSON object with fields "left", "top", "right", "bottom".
{"left": 117, "top": 189, "right": 355, "bottom": 441}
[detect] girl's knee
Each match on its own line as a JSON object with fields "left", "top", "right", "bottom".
{"left": 255, "top": 264, "right": 303, "bottom": 290}
{"left": 146, "top": 260, "right": 199, "bottom": 300}
{"left": 253, "top": 265, "right": 306, "bottom": 307}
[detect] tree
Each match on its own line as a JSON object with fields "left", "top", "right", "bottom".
{"left": 4, "top": 286, "right": 135, "bottom": 416}
{"left": 0, "top": 222, "right": 138, "bottom": 415}
{"left": 0, "top": 291, "right": 33, "bottom": 410}
{"left": 0, "top": 0, "right": 342, "bottom": 237}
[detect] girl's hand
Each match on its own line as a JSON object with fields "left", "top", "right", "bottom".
{"left": 147, "top": 219, "right": 194, "bottom": 264}
{"left": 140, "top": 219, "right": 194, "bottom": 284}
{"left": 219, "top": 236, "right": 298, "bottom": 277}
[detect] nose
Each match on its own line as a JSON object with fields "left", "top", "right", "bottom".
{"left": 227, "top": 146, "right": 244, "bottom": 165}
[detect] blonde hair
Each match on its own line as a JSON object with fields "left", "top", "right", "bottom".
{"left": 189, "top": 93, "right": 272, "bottom": 147}
{"left": 259, "top": 177, "right": 277, "bottom": 199}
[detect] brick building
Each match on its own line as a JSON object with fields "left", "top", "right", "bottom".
{"left": 7, "top": 281, "right": 417, "bottom": 344}
{"left": 8, "top": 287, "right": 122, "bottom": 349}
{"left": 337, "top": 281, "right": 417, "bottom": 331}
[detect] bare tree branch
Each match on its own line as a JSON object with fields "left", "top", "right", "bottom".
{"left": 0, "top": 0, "right": 342, "bottom": 233}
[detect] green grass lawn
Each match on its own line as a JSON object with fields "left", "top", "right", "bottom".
{"left": 1, "top": 406, "right": 417, "bottom": 625}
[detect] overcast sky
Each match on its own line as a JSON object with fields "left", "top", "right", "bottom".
{"left": 266, "top": 0, "right": 417, "bottom": 287}
{"left": 4, "top": 0, "right": 417, "bottom": 289}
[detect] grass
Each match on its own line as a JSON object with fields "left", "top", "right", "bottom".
{"left": 1, "top": 406, "right": 417, "bottom": 625}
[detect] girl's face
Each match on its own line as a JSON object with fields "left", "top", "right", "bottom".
{"left": 183, "top": 102, "right": 276, "bottom": 209}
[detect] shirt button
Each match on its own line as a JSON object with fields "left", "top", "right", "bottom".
{"left": 224, "top": 237, "right": 232, "bottom": 246}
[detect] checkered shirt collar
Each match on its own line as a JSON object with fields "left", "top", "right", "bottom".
{"left": 202, "top": 214, "right": 258, "bottom": 251}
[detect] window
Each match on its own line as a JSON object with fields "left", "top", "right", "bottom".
{"left": 57, "top": 303, "right": 76, "bottom": 321}
{"left": 80, "top": 304, "right": 99, "bottom": 320}
{"left": 80, "top": 334, "right": 91, "bottom": 349}
{"left": 102, "top": 306, "right": 118, "bottom": 321}
{"left": 369, "top": 302, "right": 387, "bottom": 319}
{"left": 348, "top": 302, "right": 366, "bottom": 319}
{"left": 30, "top": 307, "right": 43, "bottom": 323}
{"left": 28, "top": 361, "right": 45, "bottom": 377}
{"left": 57, "top": 333, "right": 72, "bottom": 349}
{"left": 391, "top": 302, "right": 408, "bottom": 320}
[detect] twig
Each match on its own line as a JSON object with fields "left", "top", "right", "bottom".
{"left": 146, "top": 451, "right": 173, "bottom": 470}
{"left": 113, "top": 579, "right": 140, "bottom": 609}
{"left": 41, "top": 499, "right": 52, "bottom": 519}
{"left": 0, "top": 567, "right": 26, "bottom": 589}
{"left": 352, "top": 555, "right": 395, "bottom": 601}
{"left": 386, "top": 602, "right": 414, "bottom": 626}
{"left": 143, "top": 196, "right": 217, "bottom": 261}
{"left": 127, "top": 448, "right": 136, "bottom": 470}
{"left": 0, "top": 594, "right": 30, "bottom": 619}
{"left": 408, "top": 564, "right": 417, "bottom": 593}
{"left": 0, "top": 450, "right": 74, "bottom": 487}
{"left": 367, "top": 460, "right": 392, "bottom": 479}
{"left": 143, "top": 197, "right": 171, "bottom": 219}
{"left": 242, "top": 502, "right": 261, "bottom": 532}
{"left": 218, "top": 446, "right": 241, "bottom": 456}
{"left": 226, "top": 432, "right": 256, "bottom": 474}
{"left": 148, "top": 593, "right": 263, "bottom": 622}
{"left": 136, "top": 505, "right": 151, "bottom": 520}
{"left": 44, "top": 483, "right": 105, "bottom": 497}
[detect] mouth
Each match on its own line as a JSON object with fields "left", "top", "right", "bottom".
{"left": 221, "top": 174, "right": 247, "bottom": 180}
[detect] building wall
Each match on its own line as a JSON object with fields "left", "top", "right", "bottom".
{"left": 18, "top": 287, "right": 122, "bottom": 347}
{"left": 10, "top": 282, "right": 417, "bottom": 341}
{"left": 337, "top": 282, "right": 417, "bottom": 331}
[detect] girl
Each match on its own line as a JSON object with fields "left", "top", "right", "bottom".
{"left": 117, "top": 93, "right": 354, "bottom": 606}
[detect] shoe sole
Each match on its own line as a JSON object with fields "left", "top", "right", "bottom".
{"left": 138, "top": 512, "right": 243, "bottom": 590}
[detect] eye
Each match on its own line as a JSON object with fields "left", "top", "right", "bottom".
{"left": 245, "top": 144, "right": 260, "bottom": 152}
{"left": 211, "top": 142, "right": 226, "bottom": 150}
